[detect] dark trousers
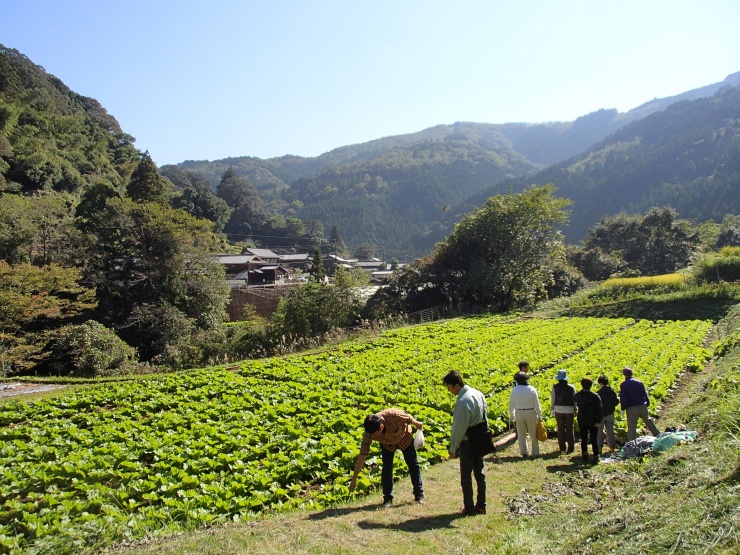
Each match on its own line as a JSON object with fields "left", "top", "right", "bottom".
{"left": 555, "top": 412, "right": 575, "bottom": 452}
{"left": 381, "top": 443, "right": 423, "bottom": 501}
{"left": 580, "top": 424, "right": 599, "bottom": 457}
{"left": 459, "top": 440, "right": 486, "bottom": 511}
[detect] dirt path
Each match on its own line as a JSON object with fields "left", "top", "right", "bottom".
{"left": 0, "top": 382, "right": 65, "bottom": 398}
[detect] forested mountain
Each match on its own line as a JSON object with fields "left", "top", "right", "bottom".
{"left": 465, "top": 84, "right": 740, "bottom": 242}
{"left": 175, "top": 72, "right": 740, "bottom": 257}
{"left": 0, "top": 45, "right": 234, "bottom": 372}
{"left": 0, "top": 45, "right": 140, "bottom": 194}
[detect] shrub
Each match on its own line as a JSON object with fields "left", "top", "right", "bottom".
{"left": 692, "top": 254, "right": 740, "bottom": 284}
{"left": 545, "top": 262, "right": 587, "bottom": 299}
{"left": 47, "top": 320, "right": 137, "bottom": 377}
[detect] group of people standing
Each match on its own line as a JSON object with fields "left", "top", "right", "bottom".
{"left": 509, "top": 363, "right": 659, "bottom": 463}
{"left": 349, "top": 364, "right": 659, "bottom": 514}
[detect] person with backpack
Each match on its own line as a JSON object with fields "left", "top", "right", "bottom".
{"left": 574, "top": 377, "right": 604, "bottom": 463}
{"left": 550, "top": 369, "right": 577, "bottom": 454}
{"left": 443, "top": 370, "right": 488, "bottom": 516}
{"left": 596, "top": 374, "right": 619, "bottom": 453}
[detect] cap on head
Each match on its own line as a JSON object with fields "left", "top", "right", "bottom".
{"left": 622, "top": 367, "right": 633, "bottom": 377}
{"left": 555, "top": 369, "right": 568, "bottom": 381}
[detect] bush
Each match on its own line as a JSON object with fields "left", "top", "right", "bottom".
{"left": 544, "top": 262, "right": 587, "bottom": 299}
{"left": 47, "top": 321, "right": 137, "bottom": 377}
{"left": 692, "top": 254, "right": 740, "bottom": 284}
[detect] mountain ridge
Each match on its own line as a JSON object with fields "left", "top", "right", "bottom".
{"left": 172, "top": 71, "right": 739, "bottom": 256}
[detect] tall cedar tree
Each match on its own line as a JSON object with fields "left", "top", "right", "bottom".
{"left": 126, "top": 152, "right": 168, "bottom": 203}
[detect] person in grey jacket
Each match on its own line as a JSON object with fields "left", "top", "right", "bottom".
{"left": 444, "top": 370, "right": 488, "bottom": 516}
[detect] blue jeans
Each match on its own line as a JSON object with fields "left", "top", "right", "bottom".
{"left": 459, "top": 440, "right": 486, "bottom": 511}
{"left": 381, "top": 443, "right": 423, "bottom": 501}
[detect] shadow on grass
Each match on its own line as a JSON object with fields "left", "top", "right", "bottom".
{"left": 545, "top": 457, "right": 598, "bottom": 474}
{"left": 356, "top": 511, "right": 468, "bottom": 532}
{"left": 307, "top": 502, "right": 380, "bottom": 520}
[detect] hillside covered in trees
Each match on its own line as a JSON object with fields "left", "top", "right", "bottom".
{"left": 2, "top": 43, "right": 739, "bottom": 378}
{"left": 468, "top": 84, "right": 740, "bottom": 242}
{"left": 174, "top": 72, "right": 740, "bottom": 257}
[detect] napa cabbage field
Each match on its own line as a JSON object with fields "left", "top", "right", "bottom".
{"left": 0, "top": 315, "right": 713, "bottom": 554}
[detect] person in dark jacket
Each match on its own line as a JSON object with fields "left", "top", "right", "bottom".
{"left": 574, "top": 377, "right": 603, "bottom": 463}
{"left": 596, "top": 374, "right": 619, "bottom": 452}
{"left": 550, "top": 369, "right": 577, "bottom": 453}
{"left": 620, "top": 367, "right": 660, "bottom": 441}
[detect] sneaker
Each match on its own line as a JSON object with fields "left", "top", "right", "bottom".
{"left": 381, "top": 498, "right": 392, "bottom": 508}
{"left": 415, "top": 494, "right": 425, "bottom": 504}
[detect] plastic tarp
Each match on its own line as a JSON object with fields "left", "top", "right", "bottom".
{"left": 652, "top": 431, "right": 696, "bottom": 452}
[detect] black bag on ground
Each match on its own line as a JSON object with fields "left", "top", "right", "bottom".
{"left": 467, "top": 420, "right": 496, "bottom": 458}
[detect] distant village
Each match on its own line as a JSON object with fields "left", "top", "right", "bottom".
{"left": 215, "top": 249, "right": 403, "bottom": 319}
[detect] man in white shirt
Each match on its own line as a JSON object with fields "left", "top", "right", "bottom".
{"left": 509, "top": 371, "right": 543, "bottom": 458}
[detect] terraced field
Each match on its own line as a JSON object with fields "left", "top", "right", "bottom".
{"left": 0, "top": 315, "right": 713, "bottom": 554}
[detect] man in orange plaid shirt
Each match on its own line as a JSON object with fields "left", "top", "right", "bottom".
{"left": 348, "top": 408, "right": 425, "bottom": 507}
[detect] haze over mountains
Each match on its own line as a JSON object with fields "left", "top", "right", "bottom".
{"left": 172, "top": 72, "right": 740, "bottom": 256}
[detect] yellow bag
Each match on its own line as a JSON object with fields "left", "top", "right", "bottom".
{"left": 536, "top": 420, "right": 548, "bottom": 442}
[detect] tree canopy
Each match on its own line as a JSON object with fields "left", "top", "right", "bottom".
{"left": 568, "top": 207, "right": 699, "bottom": 279}
{"left": 365, "top": 185, "right": 571, "bottom": 316}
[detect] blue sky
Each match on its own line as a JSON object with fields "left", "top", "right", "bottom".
{"left": 2, "top": 1, "right": 739, "bottom": 166}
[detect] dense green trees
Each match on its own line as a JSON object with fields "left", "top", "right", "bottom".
{"left": 354, "top": 243, "right": 376, "bottom": 260}
{"left": 0, "top": 262, "right": 96, "bottom": 374}
{"left": 0, "top": 193, "right": 77, "bottom": 265}
{"left": 364, "top": 185, "right": 572, "bottom": 316}
{"left": 171, "top": 186, "right": 232, "bottom": 233}
{"left": 126, "top": 152, "right": 169, "bottom": 203}
{"left": 309, "top": 247, "right": 327, "bottom": 280}
{"left": 431, "top": 184, "right": 570, "bottom": 310}
{"left": 568, "top": 207, "right": 699, "bottom": 279}
{"left": 46, "top": 320, "right": 137, "bottom": 377}
{"left": 76, "top": 195, "right": 229, "bottom": 361}
{"left": 329, "top": 226, "right": 348, "bottom": 257}
{"left": 269, "top": 266, "right": 368, "bottom": 341}
{"left": 0, "top": 46, "right": 140, "bottom": 195}
{"left": 217, "top": 168, "right": 268, "bottom": 240}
